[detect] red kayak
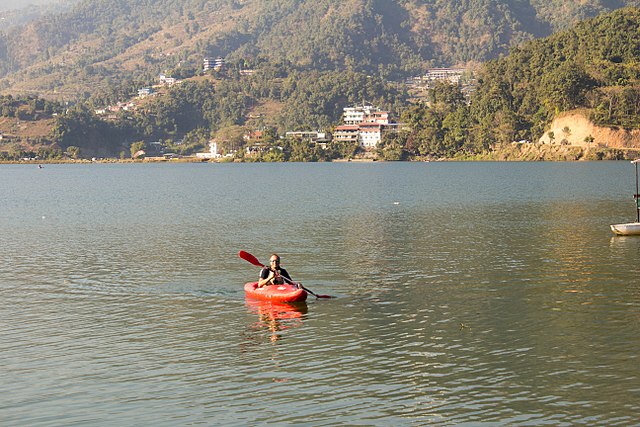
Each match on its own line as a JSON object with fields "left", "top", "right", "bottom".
{"left": 244, "top": 281, "right": 308, "bottom": 303}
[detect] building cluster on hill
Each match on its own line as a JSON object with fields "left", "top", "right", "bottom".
{"left": 91, "top": 61, "right": 470, "bottom": 159}
{"left": 136, "top": 101, "right": 403, "bottom": 160}
{"left": 237, "top": 103, "right": 404, "bottom": 158}
{"left": 405, "top": 67, "right": 476, "bottom": 103}
{"left": 333, "top": 104, "right": 402, "bottom": 149}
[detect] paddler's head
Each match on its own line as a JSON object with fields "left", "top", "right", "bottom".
{"left": 269, "top": 254, "right": 281, "bottom": 270}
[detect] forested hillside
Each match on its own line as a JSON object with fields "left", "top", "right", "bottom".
{"left": 2, "top": 3, "right": 640, "bottom": 161}
{"left": 1, "top": 0, "right": 639, "bottom": 99}
{"left": 397, "top": 7, "right": 640, "bottom": 159}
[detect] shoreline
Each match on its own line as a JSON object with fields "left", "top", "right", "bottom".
{"left": 3, "top": 144, "right": 640, "bottom": 164}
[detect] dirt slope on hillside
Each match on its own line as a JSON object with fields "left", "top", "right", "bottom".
{"left": 0, "top": 116, "right": 55, "bottom": 140}
{"left": 538, "top": 112, "right": 640, "bottom": 149}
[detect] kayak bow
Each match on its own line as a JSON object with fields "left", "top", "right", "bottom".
{"left": 244, "top": 281, "right": 308, "bottom": 303}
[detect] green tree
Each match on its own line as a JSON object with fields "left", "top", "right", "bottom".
{"left": 261, "top": 148, "right": 285, "bottom": 162}
{"left": 541, "top": 62, "right": 596, "bottom": 112}
{"left": 66, "top": 146, "right": 81, "bottom": 159}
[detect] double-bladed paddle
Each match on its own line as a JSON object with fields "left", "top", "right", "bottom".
{"left": 238, "top": 250, "right": 334, "bottom": 299}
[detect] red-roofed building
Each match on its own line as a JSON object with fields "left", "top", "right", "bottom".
{"left": 333, "top": 125, "right": 360, "bottom": 144}
{"left": 336, "top": 105, "right": 401, "bottom": 149}
{"left": 243, "top": 130, "right": 264, "bottom": 143}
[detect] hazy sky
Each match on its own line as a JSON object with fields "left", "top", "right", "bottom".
{"left": 0, "top": 0, "right": 64, "bottom": 11}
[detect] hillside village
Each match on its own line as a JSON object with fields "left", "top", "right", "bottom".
{"left": 92, "top": 59, "right": 470, "bottom": 160}
{"left": 2, "top": 2, "right": 640, "bottom": 164}
{"left": 1, "top": 61, "right": 470, "bottom": 161}
{"left": 132, "top": 102, "right": 404, "bottom": 160}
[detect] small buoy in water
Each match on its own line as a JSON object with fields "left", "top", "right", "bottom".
{"left": 42, "top": 216, "right": 46, "bottom": 219}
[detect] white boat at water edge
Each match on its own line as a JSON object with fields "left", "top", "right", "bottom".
{"left": 611, "top": 159, "right": 640, "bottom": 236}
{"left": 610, "top": 222, "right": 640, "bottom": 235}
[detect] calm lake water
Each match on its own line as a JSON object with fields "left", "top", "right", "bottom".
{"left": 1, "top": 161, "right": 639, "bottom": 426}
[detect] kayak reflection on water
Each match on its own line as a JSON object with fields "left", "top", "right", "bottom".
{"left": 245, "top": 299, "right": 307, "bottom": 343}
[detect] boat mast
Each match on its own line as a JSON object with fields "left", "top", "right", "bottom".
{"left": 635, "top": 159, "right": 640, "bottom": 222}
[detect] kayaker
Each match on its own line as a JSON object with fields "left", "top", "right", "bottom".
{"left": 257, "top": 254, "right": 292, "bottom": 287}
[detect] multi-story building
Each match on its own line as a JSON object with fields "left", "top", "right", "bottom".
{"left": 364, "top": 111, "right": 389, "bottom": 125}
{"left": 333, "top": 125, "right": 360, "bottom": 144}
{"left": 203, "top": 57, "right": 225, "bottom": 72}
{"left": 285, "top": 131, "right": 329, "bottom": 142}
{"left": 336, "top": 105, "right": 396, "bottom": 149}
{"left": 196, "top": 141, "right": 222, "bottom": 159}
{"left": 359, "top": 122, "right": 384, "bottom": 148}
{"left": 343, "top": 105, "right": 375, "bottom": 125}
{"left": 423, "top": 68, "right": 466, "bottom": 85}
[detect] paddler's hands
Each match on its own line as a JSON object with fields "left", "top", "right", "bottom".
{"left": 258, "top": 270, "right": 276, "bottom": 287}
{"left": 271, "top": 270, "right": 280, "bottom": 284}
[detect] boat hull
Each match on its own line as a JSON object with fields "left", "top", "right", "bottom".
{"left": 610, "top": 222, "right": 640, "bottom": 235}
{"left": 244, "top": 281, "right": 308, "bottom": 303}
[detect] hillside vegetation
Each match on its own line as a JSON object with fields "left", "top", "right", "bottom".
{"left": 2, "top": 4, "right": 640, "bottom": 161}
{"left": 395, "top": 7, "right": 640, "bottom": 159}
{"left": 471, "top": 8, "right": 640, "bottom": 144}
{"left": 2, "top": 0, "right": 640, "bottom": 98}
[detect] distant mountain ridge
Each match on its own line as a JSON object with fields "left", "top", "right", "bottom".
{"left": 1, "top": 0, "right": 639, "bottom": 99}
{"left": 0, "top": 0, "right": 77, "bottom": 31}
{"left": 0, "top": 0, "right": 72, "bottom": 12}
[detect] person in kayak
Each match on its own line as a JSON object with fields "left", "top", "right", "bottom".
{"left": 258, "top": 254, "right": 292, "bottom": 287}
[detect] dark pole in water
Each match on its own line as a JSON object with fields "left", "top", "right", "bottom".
{"left": 633, "top": 159, "right": 640, "bottom": 222}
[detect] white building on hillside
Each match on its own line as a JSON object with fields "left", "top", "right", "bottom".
{"left": 343, "top": 105, "right": 377, "bottom": 125}
{"left": 158, "top": 74, "right": 177, "bottom": 86}
{"left": 337, "top": 104, "right": 396, "bottom": 149}
{"left": 138, "top": 87, "right": 154, "bottom": 98}
{"left": 204, "top": 57, "right": 225, "bottom": 72}
{"left": 424, "top": 68, "right": 466, "bottom": 84}
{"left": 285, "top": 131, "right": 329, "bottom": 143}
{"left": 359, "top": 123, "right": 384, "bottom": 148}
{"left": 196, "top": 141, "right": 222, "bottom": 159}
